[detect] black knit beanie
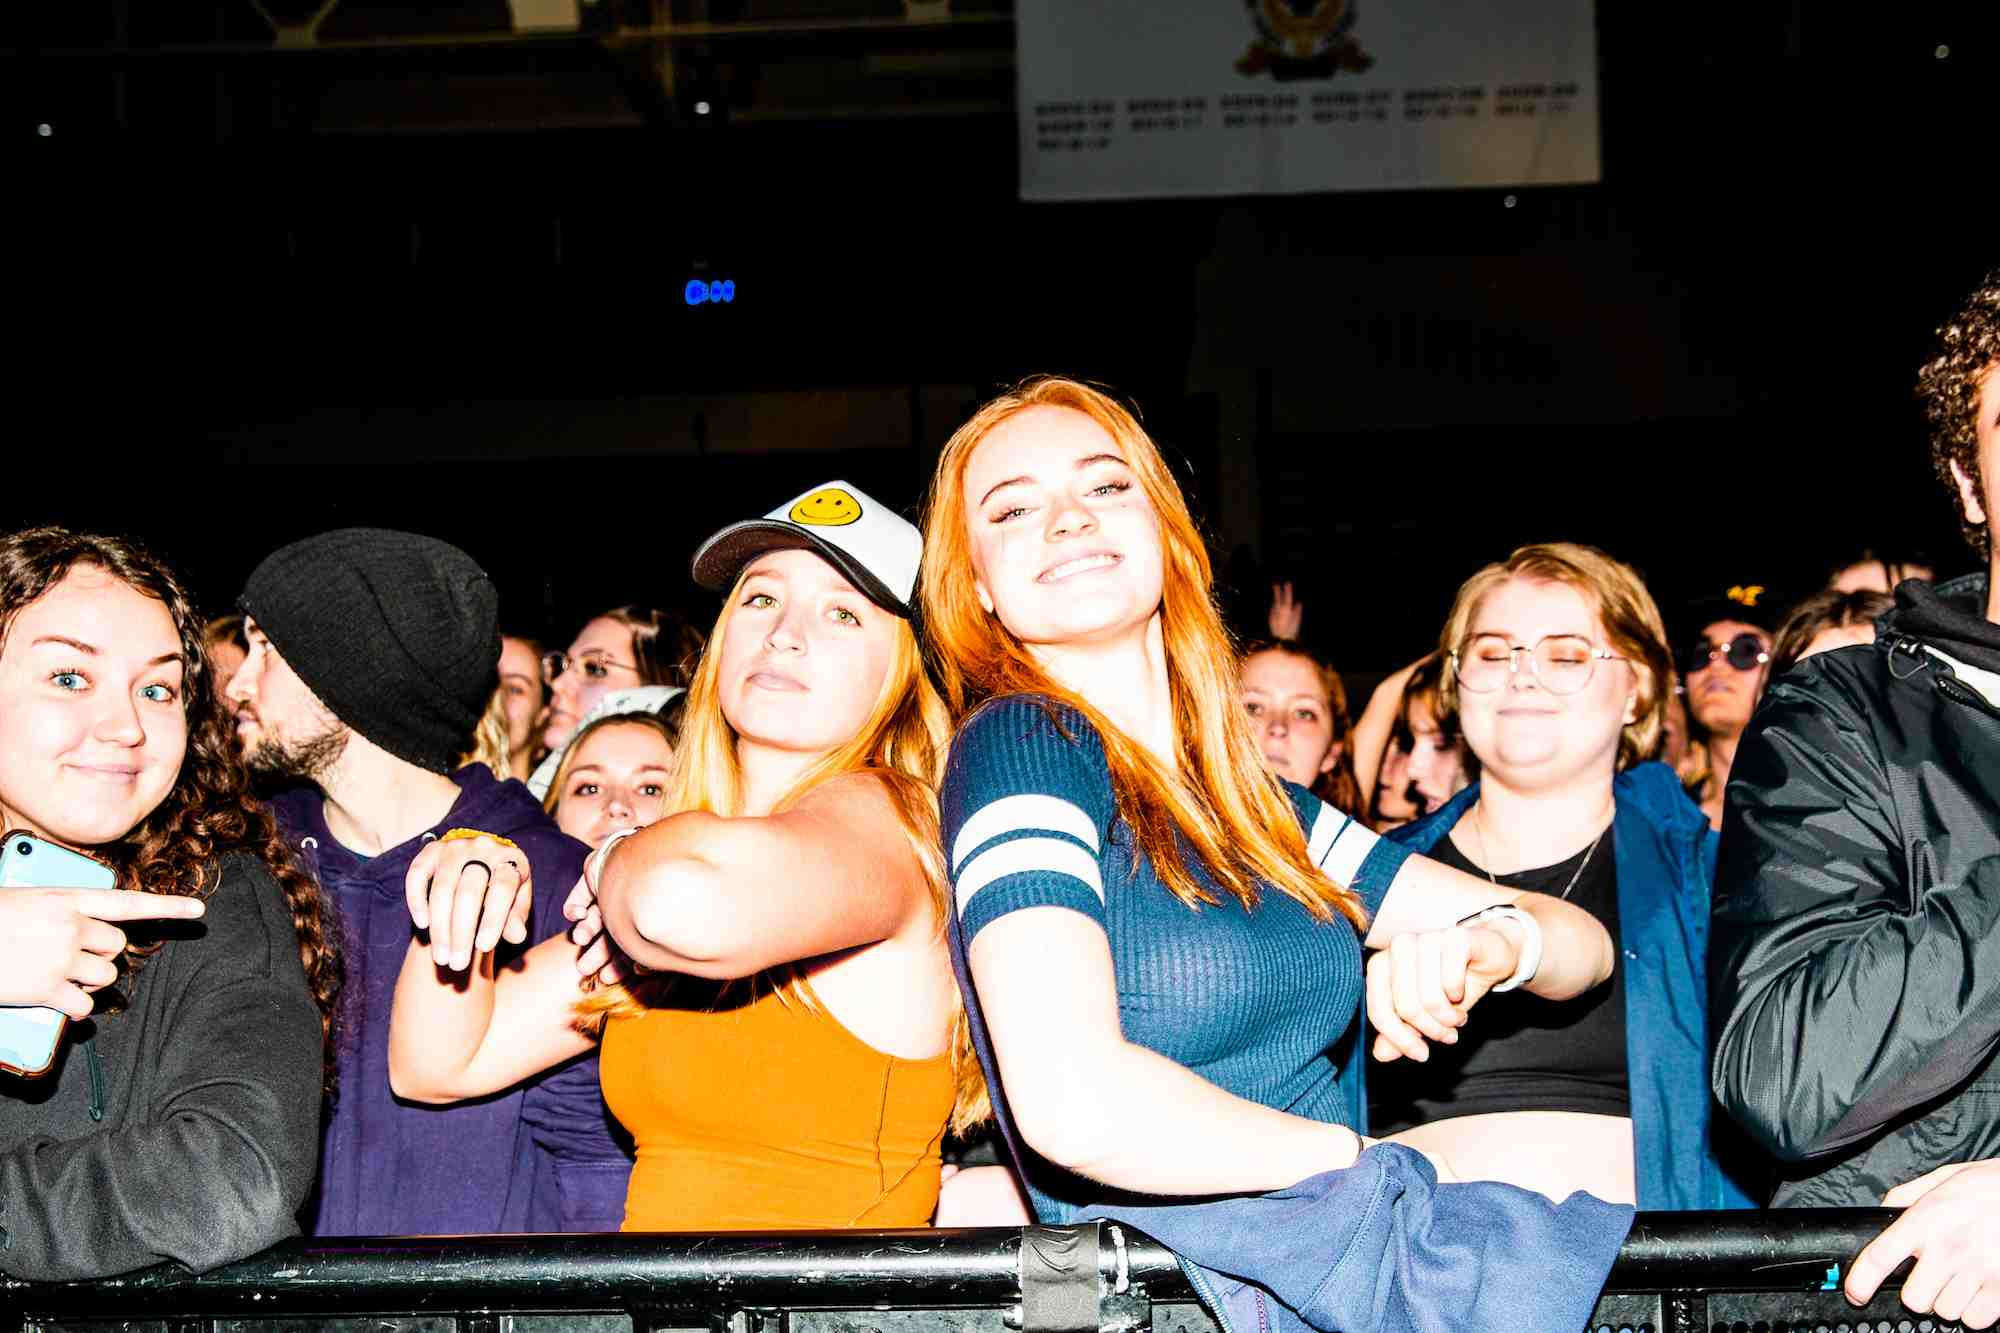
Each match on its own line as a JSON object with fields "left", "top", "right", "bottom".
{"left": 239, "top": 528, "right": 500, "bottom": 775}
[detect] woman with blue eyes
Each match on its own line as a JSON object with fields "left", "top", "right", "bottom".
{"left": 0, "top": 527, "right": 336, "bottom": 1280}
{"left": 388, "top": 483, "right": 990, "bottom": 1230}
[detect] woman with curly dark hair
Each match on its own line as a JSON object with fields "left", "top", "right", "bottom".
{"left": 0, "top": 527, "right": 339, "bottom": 1282}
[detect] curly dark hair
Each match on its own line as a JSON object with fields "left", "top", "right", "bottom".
{"left": 0, "top": 528, "right": 341, "bottom": 1085}
{"left": 1917, "top": 269, "right": 2000, "bottom": 558}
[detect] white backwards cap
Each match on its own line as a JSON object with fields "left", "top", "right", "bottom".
{"left": 690, "top": 480, "right": 920, "bottom": 617}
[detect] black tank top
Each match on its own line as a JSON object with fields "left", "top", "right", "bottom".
{"left": 1370, "top": 825, "right": 1630, "bottom": 1132}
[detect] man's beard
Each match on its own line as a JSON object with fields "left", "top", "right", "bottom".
{"left": 245, "top": 719, "right": 351, "bottom": 784}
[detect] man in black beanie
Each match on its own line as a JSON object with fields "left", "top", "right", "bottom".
{"left": 228, "top": 528, "right": 630, "bottom": 1236}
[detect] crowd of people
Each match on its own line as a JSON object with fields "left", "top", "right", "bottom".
{"left": 1, "top": 269, "right": 1997, "bottom": 1329}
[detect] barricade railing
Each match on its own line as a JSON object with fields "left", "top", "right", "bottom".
{"left": 0, "top": 1209, "right": 1947, "bottom": 1333}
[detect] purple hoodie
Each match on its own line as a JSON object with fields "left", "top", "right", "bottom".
{"left": 271, "top": 764, "right": 632, "bottom": 1236}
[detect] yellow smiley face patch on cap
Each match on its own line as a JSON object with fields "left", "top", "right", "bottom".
{"left": 789, "top": 487, "right": 863, "bottom": 527}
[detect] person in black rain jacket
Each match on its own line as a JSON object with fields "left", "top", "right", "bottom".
{"left": 1710, "top": 269, "right": 2000, "bottom": 1328}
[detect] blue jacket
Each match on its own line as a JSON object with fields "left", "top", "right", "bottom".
{"left": 272, "top": 764, "right": 632, "bottom": 1235}
{"left": 1093, "top": 1144, "right": 1632, "bottom": 1333}
{"left": 1381, "top": 761, "right": 1756, "bottom": 1210}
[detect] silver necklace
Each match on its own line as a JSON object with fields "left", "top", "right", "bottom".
{"left": 1471, "top": 804, "right": 1606, "bottom": 901}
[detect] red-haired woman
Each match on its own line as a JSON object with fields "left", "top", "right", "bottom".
{"left": 918, "top": 378, "right": 1615, "bottom": 1222}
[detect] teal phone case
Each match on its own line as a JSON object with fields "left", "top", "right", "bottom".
{"left": 0, "top": 832, "right": 118, "bottom": 1078}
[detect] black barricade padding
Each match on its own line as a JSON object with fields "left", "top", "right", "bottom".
{"left": 1018, "top": 1223, "right": 1101, "bottom": 1333}
{"left": 0, "top": 1211, "right": 1952, "bottom": 1333}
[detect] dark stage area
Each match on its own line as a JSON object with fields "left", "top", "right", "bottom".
{"left": 7, "top": 1, "right": 1994, "bottom": 659}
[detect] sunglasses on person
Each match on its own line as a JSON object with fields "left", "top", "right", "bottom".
{"left": 1683, "top": 633, "right": 1770, "bottom": 676}
{"left": 541, "top": 650, "right": 638, "bottom": 682}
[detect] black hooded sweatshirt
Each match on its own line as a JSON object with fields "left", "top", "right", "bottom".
{"left": 0, "top": 852, "right": 322, "bottom": 1279}
{"left": 1711, "top": 573, "right": 2000, "bottom": 1205}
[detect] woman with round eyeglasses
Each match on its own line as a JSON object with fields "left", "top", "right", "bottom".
{"left": 1374, "top": 542, "right": 1757, "bottom": 1211}
{"left": 541, "top": 606, "right": 704, "bottom": 754}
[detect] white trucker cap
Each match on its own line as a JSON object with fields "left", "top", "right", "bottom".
{"left": 690, "top": 480, "right": 921, "bottom": 618}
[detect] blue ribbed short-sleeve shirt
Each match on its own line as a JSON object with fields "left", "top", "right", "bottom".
{"left": 941, "top": 694, "right": 1412, "bottom": 1222}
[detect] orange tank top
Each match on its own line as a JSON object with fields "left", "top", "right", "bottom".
{"left": 600, "top": 976, "right": 953, "bottom": 1231}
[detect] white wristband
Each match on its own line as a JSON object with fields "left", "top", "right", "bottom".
{"left": 589, "top": 826, "right": 642, "bottom": 894}
{"left": 1455, "top": 903, "right": 1542, "bottom": 993}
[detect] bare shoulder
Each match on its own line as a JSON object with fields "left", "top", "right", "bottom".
{"left": 791, "top": 768, "right": 931, "bottom": 828}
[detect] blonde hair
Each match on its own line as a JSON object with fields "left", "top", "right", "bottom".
{"left": 458, "top": 686, "right": 512, "bottom": 780}
{"left": 920, "top": 376, "right": 1366, "bottom": 930}
{"left": 1436, "top": 542, "right": 1672, "bottom": 770}
{"left": 539, "top": 712, "right": 680, "bottom": 820}
{"left": 579, "top": 566, "right": 989, "bottom": 1133}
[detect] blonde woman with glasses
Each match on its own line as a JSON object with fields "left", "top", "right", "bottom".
{"left": 1371, "top": 543, "right": 1756, "bottom": 1209}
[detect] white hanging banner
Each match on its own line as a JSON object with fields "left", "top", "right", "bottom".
{"left": 1017, "top": 0, "right": 1600, "bottom": 201}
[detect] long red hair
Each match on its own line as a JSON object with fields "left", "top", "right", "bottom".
{"left": 920, "top": 378, "right": 1366, "bottom": 928}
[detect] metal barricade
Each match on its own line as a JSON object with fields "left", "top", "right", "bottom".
{"left": 0, "top": 1210, "right": 1950, "bottom": 1333}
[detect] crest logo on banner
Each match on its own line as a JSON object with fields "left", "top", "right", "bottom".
{"left": 1236, "top": 0, "right": 1373, "bottom": 79}
{"left": 1015, "top": 0, "right": 1599, "bottom": 200}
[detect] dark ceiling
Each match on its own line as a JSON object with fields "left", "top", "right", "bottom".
{"left": 6, "top": 2, "right": 1994, "bottom": 662}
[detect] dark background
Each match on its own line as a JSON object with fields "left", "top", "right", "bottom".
{"left": 7, "top": 2, "right": 1994, "bottom": 666}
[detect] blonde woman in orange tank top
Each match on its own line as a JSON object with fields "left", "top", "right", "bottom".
{"left": 386, "top": 482, "right": 999, "bottom": 1229}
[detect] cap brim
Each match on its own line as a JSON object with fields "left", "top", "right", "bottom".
{"left": 690, "top": 520, "right": 909, "bottom": 617}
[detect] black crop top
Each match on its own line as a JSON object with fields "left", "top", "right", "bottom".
{"left": 1370, "top": 827, "right": 1630, "bottom": 1132}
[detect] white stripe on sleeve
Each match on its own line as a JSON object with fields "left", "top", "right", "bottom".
{"left": 954, "top": 836, "right": 1106, "bottom": 914}
{"left": 1321, "top": 818, "right": 1382, "bottom": 887}
{"left": 950, "top": 794, "right": 1101, "bottom": 875}
{"left": 1305, "top": 805, "right": 1341, "bottom": 867}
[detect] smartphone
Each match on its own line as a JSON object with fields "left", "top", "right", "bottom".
{"left": 0, "top": 832, "right": 118, "bottom": 1079}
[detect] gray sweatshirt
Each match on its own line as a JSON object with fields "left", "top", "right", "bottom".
{"left": 0, "top": 851, "right": 323, "bottom": 1280}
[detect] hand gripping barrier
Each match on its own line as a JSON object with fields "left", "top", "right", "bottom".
{"left": 0, "top": 1209, "right": 1961, "bottom": 1333}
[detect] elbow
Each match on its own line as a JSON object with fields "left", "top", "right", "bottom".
{"left": 1711, "top": 1042, "right": 1830, "bottom": 1165}
{"left": 387, "top": 1051, "right": 462, "bottom": 1106}
{"left": 1001, "top": 1072, "right": 1119, "bottom": 1175}
{"left": 177, "top": 1138, "right": 311, "bottom": 1274}
{"left": 1012, "top": 1104, "right": 1106, "bottom": 1175}
{"left": 188, "top": 1203, "right": 295, "bottom": 1275}
{"left": 1713, "top": 1088, "right": 1823, "bottom": 1166}
{"left": 188, "top": 1191, "right": 295, "bottom": 1274}
{"left": 609, "top": 860, "right": 747, "bottom": 977}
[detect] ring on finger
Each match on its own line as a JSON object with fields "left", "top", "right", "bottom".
{"left": 462, "top": 859, "right": 493, "bottom": 882}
